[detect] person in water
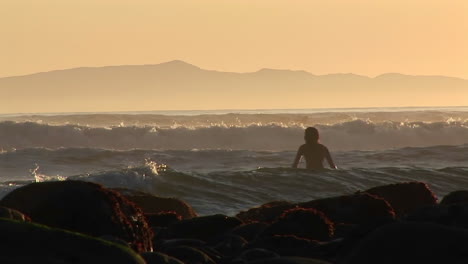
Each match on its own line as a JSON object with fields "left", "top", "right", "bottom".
{"left": 292, "top": 127, "right": 337, "bottom": 169}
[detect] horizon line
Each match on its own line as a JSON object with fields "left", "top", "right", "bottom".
{"left": 2, "top": 105, "right": 468, "bottom": 116}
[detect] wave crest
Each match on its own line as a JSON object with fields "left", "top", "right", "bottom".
{"left": 1, "top": 120, "right": 467, "bottom": 151}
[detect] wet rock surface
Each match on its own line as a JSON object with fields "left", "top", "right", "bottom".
{"left": 2, "top": 180, "right": 466, "bottom": 264}
{"left": 0, "top": 181, "right": 153, "bottom": 252}
{"left": 0, "top": 218, "right": 145, "bottom": 264}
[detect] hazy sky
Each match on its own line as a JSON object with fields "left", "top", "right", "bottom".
{"left": 2, "top": 0, "right": 467, "bottom": 78}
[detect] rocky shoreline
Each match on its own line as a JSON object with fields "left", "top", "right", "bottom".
{"left": 1, "top": 180, "right": 467, "bottom": 263}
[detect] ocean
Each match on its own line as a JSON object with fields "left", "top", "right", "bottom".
{"left": 1, "top": 107, "right": 467, "bottom": 216}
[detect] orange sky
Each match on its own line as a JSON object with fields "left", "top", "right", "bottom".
{"left": 1, "top": 0, "right": 467, "bottom": 78}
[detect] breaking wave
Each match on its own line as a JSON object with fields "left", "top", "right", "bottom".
{"left": 0, "top": 119, "right": 467, "bottom": 151}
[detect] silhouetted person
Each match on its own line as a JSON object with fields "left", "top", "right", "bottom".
{"left": 292, "top": 127, "right": 337, "bottom": 169}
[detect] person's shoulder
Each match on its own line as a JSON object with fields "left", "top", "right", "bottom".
{"left": 318, "top": 143, "right": 329, "bottom": 150}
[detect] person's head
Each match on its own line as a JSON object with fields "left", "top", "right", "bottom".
{"left": 304, "top": 127, "right": 319, "bottom": 144}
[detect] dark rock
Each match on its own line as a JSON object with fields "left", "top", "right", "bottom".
{"left": 146, "top": 211, "right": 182, "bottom": 227}
{"left": 338, "top": 222, "right": 468, "bottom": 264}
{"left": 238, "top": 248, "right": 280, "bottom": 262}
{"left": 440, "top": 190, "right": 468, "bottom": 205}
{"left": 99, "top": 235, "right": 130, "bottom": 247}
{"left": 236, "top": 201, "right": 297, "bottom": 223}
{"left": 404, "top": 203, "right": 468, "bottom": 229}
{"left": 114, "top": 188, "right": 197, "bottom": 219}
{"left": 248, "top": 235, "right": 321, "bottom": 258}
{"left": 231, "top": 222, "right": 269, "bottom": 242}
{"left": 298, "top": 192, "right": 395, "bottom": 225}
{"left": 158, "top": 238, "right": 222, "bottom": 262}
{"left": 332, "top": 223, "right": 355, "bottom": 239}
{"left": 152, "top": 226, "right": 171, "bottom": 241}
{"left": 212, "top": 234, "right": 248, "bottom": 256}
{"left": 365, "top": 181, "right": 438, "bottom": 217}
{"left": 330, "top": 219, "right": 397, "bottom": 262}
{"left": 167, "top": 214, "right": 243, "bottom": 242}
{"left": 262, "top": 208, "right": 334, "bottom": 241}
{"left": 158, "top": 238, "right": 207, "bottom": 251}
{"left": 228, "top": 259, "right": 248, "bottom": 264}
{"left": 250, "top": 257, "right": 332, "bottom": 264}
{"left": 141, "top": 252, "right": 184, "bottom": 264}
{"left": 164, "top": 246, "right": 217, "bottom": 264}
{"left": 0, "top": 181, "right": 153, "bottom": 252}
{"left": 309, "top": 239, "right": 346, "bottom": 263}
{"left": 0, "top": 206, "right": 30, "bottom": 221}
{"left": 0, "top": 218, "right": 145, "bottom": 263}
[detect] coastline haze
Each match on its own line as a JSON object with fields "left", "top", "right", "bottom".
{"left": 0, "top": 60, "right": 467, "bottom": 114}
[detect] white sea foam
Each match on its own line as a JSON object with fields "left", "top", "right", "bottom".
{"left": 2, "top": 109, "right": 468, "bottom": 128}
{"left": 0, "top": 118, "right": 467, "bottom": 151}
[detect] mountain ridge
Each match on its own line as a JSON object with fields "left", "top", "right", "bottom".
{"left": 1, "top": 60, "right": 467, "bottom": 113}
{"left": 1, "top": 60, "right": 465, "bottom": 81}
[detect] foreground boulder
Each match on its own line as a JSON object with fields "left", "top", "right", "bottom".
{"left": 262, "top": 208, "right": 334, "bottom": 241}
{"left": 231, "top": 222, "right": 269, "bottom": 242}
{"left": 141, "top": 252, "right": 185, "bottom": 264}
{"left": 113, "top": 188, "right": 197, "bottom": 219}
{"left": 248, "top": 235, "right": 321, "bottom": 258}
{"left": 236, "top": 248, "right": 280, "bottom": 262}
{"left": 167, "top": 214, "right": 243, "bottom": 242}
{"left": 0, "top": 181, "right": 153, "bottom": 252}
{"left": 365, "top": 182, "right": 438, "bottom": 217}
{"left": 146, "top": 211, "right": 182, "bottom": 227}
{"left": 236, "top": 201, "right": 297, "bottom": 223}
{"left": 404, "top": 203, "right": 468, "bottom": 229}
{"left": 338, "top": 222, "right": 468, "bottom": 264}
{"left": 250, "top": 256, "right": 332, "bottom": 264}
{"left": 164, "top": 246, "right": 217, "bottom": 264}
{"left": 0, "top": 218, "right": 145, "bottom": 263}
{"left": 0, "top": 206, "right": 30, "bottom": 221}
{"left": 298, "top": 193, "right": 395, "bottom": 226}
{"left": 440, "top": 190, "right": 468, "bottom": 205}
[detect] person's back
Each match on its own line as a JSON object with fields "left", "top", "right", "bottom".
{"left": 299, "top": 142, "right": 329, "bottom": 169}
{"left": 292, "top": 127, "right": 337, "bottom": 169}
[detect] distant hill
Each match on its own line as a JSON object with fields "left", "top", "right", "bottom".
{"left": 1, "top": 60, "right": 467, "bottom": 113}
